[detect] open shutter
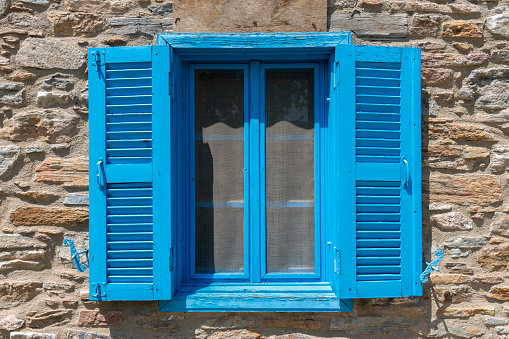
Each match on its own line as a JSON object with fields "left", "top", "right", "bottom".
{"left": 89, "top": 45, "right": 173, "bottom": 301}
{"left": 334, "top": 45, "right": 422, "bottom": 299}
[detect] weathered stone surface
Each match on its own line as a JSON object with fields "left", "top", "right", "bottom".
{"left": 430, "top": 273, "right": 470, "bottom": 284}
{"left": 391, "top": 1, "right": 451, "bottom": 13}
{"left": 490, "top": 212, "right": 509, "bottom": 237}
{"left": 410, "top": 15, "right": 441, "bottom": 36}
{"left": 35, "top": 158, "right": 88, "bottom": 188}
{"left": 41, "top": 74, "right": 74, "bottom": 91}
{"left": 449, "top": 3, "right": 481, "bottom": 14}
{"left": 207, "top": 329, "right": 261, "bottom": 339}
{"left": 486, "top": 7, "right": 509, "bottom": 37}
{"left": 464, "top": 146, "right": 489, "bottom": 159}
{"left": 16, "top": 38, "right": 86, "bottom": 70}
{"left": 330, "top": 315, "right": 413, "bottom": 334}
{"left": 431, "top": 212, "right": 474, "bottom": 231}
{"left": 426, "top": 173, "right": 501, "bottom": 206}
{"left": 0, "top": 145, "right": 21, "bottom": 179}
{"left": 78, "top": 310, "right": 124, "bottom": 326}
{"left": 329, "top": 13, "right": 407, "bottom": 39}
{"left": 0, "top": 247, "right": 46, "bottom": 273}
{"left": 442, "top": 21, "right": 483, "bottom": 38}
{"left": 105, "top": 37, "right": 126, "bottom": 46}
{"left": 62, "top": 299, "right": 78, "bottom": 307}
{"left": 428, "top": 203, "right": 453, "bottom": 212}
{"left": 478, "top": 243, "right": 509, "bottom": 271}
{"left": 485, "top": 317, "right": 508, "bottom": 326}
{"left": 422, "top": 68, "right": 453, "bottom": 87}
{"left": 429, "top": 322, "right": 485, "bottom": 338}
{"left": 6, "top": 71, "right": 35, "bottom": 82}
{"left": 65, "top": 0, "right": 129, "bottom": 13}
{"left": 445, "top": 263, "right": 474, "bottom": 275}
{"left": 16, "top": 191, "right": 58, "bottom": 203}
{"left": 60, "top": 271, "right": 85, "bottom": 282}
{"left": 436, "top": 307, "right": 495, "bottom": 318}
{"left": 0, "top": 83, "right": 25, "bottom": 106}
{"left": 111, "top": 17, "right": 172, "bottom": 36}
{"left": 434, "top": 285, "right": 472, "bottom": 303}
{"left": 492, "top": 50, "right": 509, "bottom": 63}
{"left": 422, "top": 53, "right": 488, "bottom": 68}
{"left": 64, "top": 193, "right": 89, "bottom": 206}
{"left": 10, "top": 207, "right": 88, "bottom": 227}
{"left": 26, "top": 310, "right": 72, "bottom": 328}
{"left": 486, "top": 286, "right": 509, "bottom": 300}
{"left": 43, "top": 282, "right": 74, "bottom": 292}
{"left": 202, "top": 316, "right": 253, "bottom": 330}
{"left": 1, "top": 110, "right": 79, "bottom": 143}
{"left": 36, "top": 92, "right": 72, "bottom": 107}
{"left": 0, "top": 234, "right": 46, "bottom": 251}
{"left": 11, "top": 333, "right": 56, "bottom": 339}
{"left": 426, "top": 122, "right": 497, "bottom": 142}
{"left": 20, "top": 0, "right": 49, "bottom": 5}
{"left": 0, "top": 0, "right": 10, "bottom": 16}
{"left": 133, "top": 314, "right": 182, "bottom": 330}
{"left": 48, "top": 12, "right": 104, "bottom": 36}
{"left": 444, "top": 237, "right": 488, "bottom": 249}
{"left": 66, "top": 330, "right": 111, "bottom": 339}
{"left": 0, "top": 281, "right": 42, "bottom": 302}
{"left": 264, "top": 319, "right": 322, "bottom": 330}
{"left": 472, "top": 275, "right": 504, "bottom": 284}
{"left": 148, "top": 3, "right": 172, "bottom": 15}
{"left": 0, "top": 315, "right": 24, "bottom": 331}
{"left": 7, "top": 13, "right": 38, "bottom": 28}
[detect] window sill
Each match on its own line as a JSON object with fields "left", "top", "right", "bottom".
{"left": 159, "top": 284, "right": 353, "bottom": 312}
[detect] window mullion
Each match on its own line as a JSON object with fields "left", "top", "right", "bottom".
{"left": 249, "top": 60, "right": 262, "bottom": 283}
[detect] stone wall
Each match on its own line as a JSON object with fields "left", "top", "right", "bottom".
{"left": 0, "top": 0, "right": 508, "bottom": 338}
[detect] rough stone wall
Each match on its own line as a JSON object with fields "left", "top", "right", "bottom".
{"left": 0, "top": 0, "right": 508, "bottom": 338}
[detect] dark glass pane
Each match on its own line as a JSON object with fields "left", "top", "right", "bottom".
{"left": 194, "top": 69, "right": 244, "bottom": 274}
{"left": 265, "top": 69, "right": 315, "bottom": 274}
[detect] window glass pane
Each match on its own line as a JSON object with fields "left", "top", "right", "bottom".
{"left": 194, "top": 69, "right": 244, "bottom": 274}
{"left": 265, "top": 68, "right": 315, "bottom": 274}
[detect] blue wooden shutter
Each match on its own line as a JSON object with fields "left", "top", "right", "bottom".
{"left": 334, "top": 45, "right": 422, "bottom": 299}
{"left": 89, "top": 45, "right": 173, "bottom": 301}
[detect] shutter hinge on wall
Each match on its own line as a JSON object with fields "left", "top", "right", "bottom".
{"left": 91, "top": 51, "right": 105, "bottom": 67}
{"left": 169, "top": 247, "right": 174, "bottom": 271}
{"left": 334, "top": 247, "right": 341, "bottom": 274}
{"left": 91, "top": 282, "right": 106, "bottom": 302}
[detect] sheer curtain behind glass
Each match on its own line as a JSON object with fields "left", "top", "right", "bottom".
{"left": 265, "top": 68, "right": 315, "bottom": 274}
{"left": 194, "top": 69, "right": 244, "bottom": 274}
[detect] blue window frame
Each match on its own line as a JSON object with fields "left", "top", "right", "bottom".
{"left": 88, "top": 33, "right": 422, "bottom": 312}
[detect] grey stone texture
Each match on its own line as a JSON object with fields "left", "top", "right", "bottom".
{"left": 0, "top": 145, "right": 21, "bottom": 179}
{"left": 0, "top": 83, "right": 25, "bottom": 106}
{"left": 16, "top": 38, "right": 86, "bottom": 70}
{"left": 64, "top": 194, "right": 89, "bottom": 206}
{"left": 111, "top": 17, "right": 173, "bottom": 35}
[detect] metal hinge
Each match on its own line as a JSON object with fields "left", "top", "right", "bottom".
{"left": 334, "top": 247, "right": 340, "bottom": 274}
{"left": 91, "top": 51, "right": 105, "bottom": 66}
{"left": 169, "top": 247, "right": 174, "bottom": 271}
{"left": 91, "top": 282, "right": 106, "bottom": 302}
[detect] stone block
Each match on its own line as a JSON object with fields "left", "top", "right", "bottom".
{"left": 148, "top": 3, "right": 172, "bottom": 15}
{"left": 206, "top": 330, "right": 261, "bottom": 339}
{"left": 486, "top": 7, "right": 509, "bottom": 37}
{"left": 20, "top": 0, "right": 49, "bottom": 5}
{"left": 425, "top": 173, "right": 501, "bottom": 206}
{"left": 436, "top": 307, "right": 495, "bottom": 318}
{"left": 0, "top": 0, "right": 10, "bottom": 16}
{"left": 422, "top": 52, "right": 488, "bottom": 67}
{"left": 0, "top": 83, "right": 24, "bottom": 106}
{"left": 442, "top": 20, "right": 483, "bottom": 38}
{"left": 445, "top": 263, "right": 473, "bottom": 275}
{"left": 10, "top": 207, "right": 88, "bottom": 227}
{"left": 133, "top": 313, "right": 182, "bottom": 330}
{"left": 78, "top": 310, "right": 124, "bottom": 326}
{"left": 7, "top": 13, "right": 38, "bottom": 28}
{"left": 66, "top": 330, "right": 111, "bottom": 339}
{"left": 65, "top": 0, "right": 129, "bottom": 13}
{"left": 391, "top": 1, "right": 450, "bottom": 13}
{"left": 492, "top": 50, "right": 509, "bottom": 63}
{"left": 16, "top": 38, "right": 86, "bottom": 70}
{"left": 486, "top": 286, "right": 509, "bottom": 300}
{"left": 0, "top": 145, "right": 21, "bottom": 179}
{"left": 472, "top": 275, "right": 504, "bottom": 284}
{"left": 264, "top": 319, "right": 322, "bottom": 330}
{"left": 6, "top": 71, "right": 35, "bottom": 82}
{"left": 0, "top": 281, "right": 42, "bottom": 302}
{"left": 329, "top": 13, "right": 407, "bottom": 39}
{"left": 48, "top": 12, "right": 105, "bottom": 36}
{"left": 485, "top": 317, "right": 508, "bottom": 326}
{"left": 26, "top": 310, "right": 72, "bottom": 328}
{"left": 444, "top": 237, "right": 488, "bottom": 249}
{"left": 41, "top": 74, "right": 74, "bottom": 91}
{"left": 1, "top": 110, "right": 79, "bottom": 143}
{"left": 111, "top": 17, "right": 172, "bottom": 36}
{"left": 430, "top": 273, "right": 470, "bottom": 284}
{"left": 35, "top": 158, "right": 88, "bottom": 188}
{"left": 449, "top": 3, "right": 481, "bottom": 14}
{"left": 64, "top": 193, "right": 89, "bottom": 206}
{"left": 429, "top": 322, "right": 485, "bottom": 338}
{"left": 0, "top": 315, "right": 24, "bottom": 331}
{"left": 36, "top": 91, "right": 72, "bottom": 107}
{"left": 422, "top": 68, "right": 453, "bottom": 87}
{"left": 15, "top": 191, "right": 58, "bottom": 203}
{"left": 490, "top": 212, "right": 509, "bottom": 237}
{"left": 431, "top": 212, "right": 474, "bottom": 231}
{"left": 478, "top": 243, "right": 509, "bottom": 271}
{"left": 410, "top": 15, "right": 441, "bottom": 36}
{"left": 434, "top": 286, "right": 473, "bottom": 303}
{"left": 11, "top": 333, "right": 56, "bottom": 339}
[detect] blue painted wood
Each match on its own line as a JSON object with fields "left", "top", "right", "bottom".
{"left": 157, "top": 33, "right": 350, "bottom": 49}
{"left": 335, "top": 44, "right": 421, "bottom": 299}
{"left": 89, "top": 46, "right": 158, "bottom": 301}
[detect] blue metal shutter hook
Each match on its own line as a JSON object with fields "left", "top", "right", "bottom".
{"left": 420, "top": 250, "right": 444, "bottom": 283}
{"left": 64, "top": 239, "right": 88, "bottom": 272}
